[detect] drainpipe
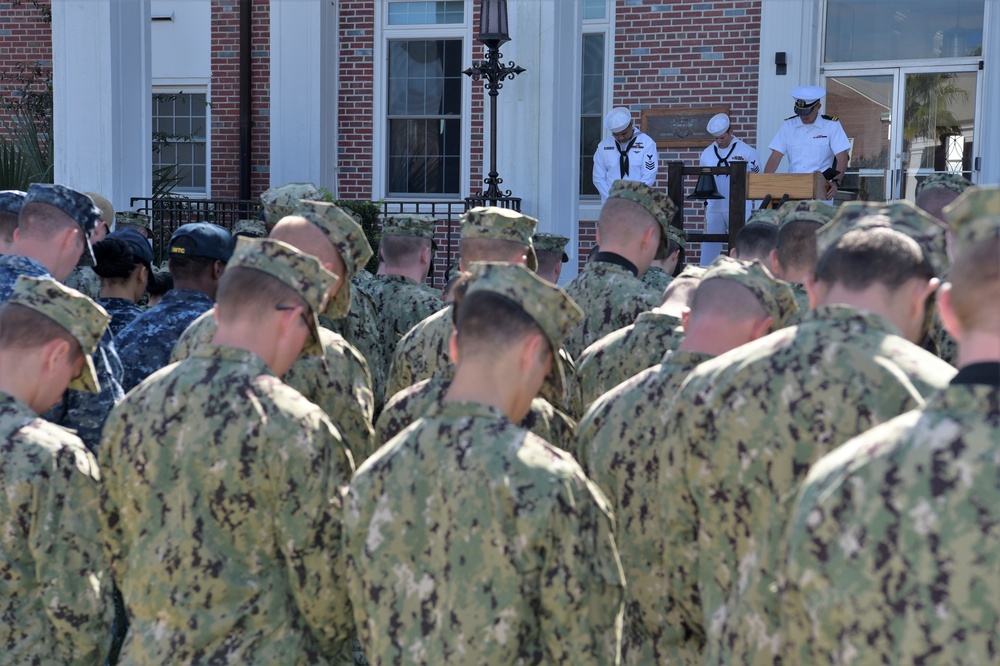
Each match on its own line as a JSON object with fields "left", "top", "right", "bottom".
{"left": 239, "top": 0, "right": 252, "bottom": 199}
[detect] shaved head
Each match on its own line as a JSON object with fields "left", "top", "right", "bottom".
{"left": 270, "top": 215, "right": 344, "bottom": 277}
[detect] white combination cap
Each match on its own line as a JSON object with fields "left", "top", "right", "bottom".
{"left": 605, "top": 107, "right": 633, "bottom": 133}
{"left": 707, "top": 113, "right": 731, "bottom": 137}
{"left": 791, "top": 85, "right": 825, "bottom": 115}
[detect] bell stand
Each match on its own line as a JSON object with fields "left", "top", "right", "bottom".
{"left": 666, "top": 160, "right": 748, "bottom": 251}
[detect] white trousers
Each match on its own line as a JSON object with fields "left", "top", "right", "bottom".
{"left": 700, "top": 208, "right": 728, "bottom": 266}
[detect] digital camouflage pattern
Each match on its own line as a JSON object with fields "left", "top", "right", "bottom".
{"left": 23, "top": 183, "right": 100, "bottom": 266}
{"left": 367, "top": 274, "right": 443, "bottom": 363}
{"left": 944, "top": 184, "right": 1000, "bottom": 253}
{"left": 915, "top": 171, "right": 974, "bottom": 196}
{"left": 460, "top": 206, "right": 539, "bottom": 270}
{"left": 172, "top": 309, "right": 376, "bottom": 462}
{"left": 116, "top": 288, "right": 214, "bottom": 391}
{"left": 374, "top": 377, "right": 578, "bottom": 457}
{"left": 0, "top": 255, "right": 124, "bottom": 452}
{"left": 99, "top": 296, "right": 144, "bottom": 337}
{"left": 673, "top": 305, "right": 956, "bottom": 665}
{"left": 639, "top": 265, "right": 673, "bottom": 294}
{"left": 64, "top": 265, "right": 102, "bottom": 300}
{"left": 0, "top": 393, "right": 115, "bottom": 665}
{"left": 114, "top": 211, "right": 152, "bottom": 232}
{"left": 99, "top": 344, "right": 357, "bottom": 664}
{"left": 606, "top": 179, "right": 679, "bottom": 243}
{"left": 260, "top": 182, "right": 321, "bottom": 227}
{"left": 345, "top": 399, "right": 625, "bottom": 665}
{"left": 575, "top": 310, "right": 684, "bottom": 408}
{"left": 351, "top": 269, "right": 377, "bottom": 298}
{"left": 783, "top": 380, "right": 999, "bottom": 664}
{"left": 576, "top": 349, "right": 714, "bottom": 665}
{"left": 231, "top": 219, "right": 266, "bottom": 238}
{"left": 562, "top": 260, "right": 660, "bottom": 360}
{"left": 784, "top": 281, "right": 811, "bottom": 327}
{"left": 321, "top": 286, "right": 385, "bottom": 410}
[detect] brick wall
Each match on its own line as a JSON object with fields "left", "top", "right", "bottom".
{"left": 209, "top": 0, "right": 270, "bottom": 199}
{"left": 0, "top": 0, "right": 52, "bottom": 137}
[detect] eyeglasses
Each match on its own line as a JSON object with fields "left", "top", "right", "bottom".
{"left": 275, "top": 304, "right": 311, "bottom": 331}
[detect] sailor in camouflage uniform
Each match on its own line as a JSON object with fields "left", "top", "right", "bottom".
{"left": 99, "top": 238, "right": 357, "bottom": 664}
{"left": 576, "top": 257, "right": 796, "bottom": 665}
{"left": 0, "top": 183, "right": 124, "bottom": 452}
{"left": 0, "top": 275, "right": 114, "bottom": 665}
{"left": 563, "top": 179, "right": 677, "bottom": 359}
{"left": 532, "top": 231, "right": 571, "bottom": 283}
{"left": 576, "top": 264, "right": 704, "bottom": 408}
{"left": 782, "top": 186, "right": 1000, "bottom": 665}
{"left": 640, "top": 222, "right": 684, "bottom": 294}
{"left": 117, "top": 222, "right": 233, "bottom": 391}
{"left": 367, "top": 214, "right": 443, "bottom": 362}
{"left": 674, "top": 208, "right": 957, "bottom": 665}
{"left": 63, "top": 191, "right": 112, "bottom": 300}
{"left": 767, "top": 205, "right": 831, "bottom": 325}
{"left": 345, "top": 262, "right": 625, "bottom": 665}
{"left": 0, "top": 189, "right": 25, "bottom": 254}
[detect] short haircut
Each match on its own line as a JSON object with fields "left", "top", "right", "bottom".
{"left": 93, "top": 237, "right": 137, "bottom": 280}
{"left": 733, "top": 222, "right": 778, "bottom": 262}
{"left": 17, "top": 202, "right": 77, "bottom": 240}
{"left": 914, "top": 188, "right": 959, "bottom": 222}
{"left": 452, "top": 289, "right": 547, "bottom": 359}
{"left": 815, "top": 227, "right": 934, "bottom": 291}
{"left": 597, "top": 197, "right": 657, "bottom": 243}
{"left": 534, "top": 249, "right": 564, "bottom": 278}
{"left": 215, "top": 266, "right": 308, "bottom": 323}
{"left": 0, "top": 303, "right": 79, "bottom": 355}
{"left": 167, "top": 235, "right": 218, "bottom": 281}
{"left": 688, "top": 278, "right": 766, "bottom": 324}
{"left": 148, "top": 270, "right": 174, "bottom": 297}
{"left": 947, "top": 238, "right": 1000, "bottom": 331}
{"left": 655, "top": 239, "right": 680, "bottom": 261}
{"left": 0, "top": 211, "right": 18, "bottom": 243}
{"left": 380, "top": 234, "right": 430, "bottom": 265}
{"left": 459, "top": 237, "right": 528, "bottom": 264}
{"left": 776, "top": 220, "right": 823, "bottom": 273}
{"left": 659, "top": 275, "right": 699, "bottom": 308}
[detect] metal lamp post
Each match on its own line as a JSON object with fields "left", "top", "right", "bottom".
{"left": 463, "top": 0, "right": 526, "bottom": 210}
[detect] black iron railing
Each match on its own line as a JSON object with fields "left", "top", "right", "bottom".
{"left": 130, "top": 196, "right": 260, "bottom": 264}
{"left": 379, "top": 200, "right": 467, "bottom": 287}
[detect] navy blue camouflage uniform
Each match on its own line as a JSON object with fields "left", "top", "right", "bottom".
{"left": 99, "top": 297, "right": 144, "bottom": 338}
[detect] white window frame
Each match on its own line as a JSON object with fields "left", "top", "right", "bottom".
{"left": 579, "top": 0, "right": 614, "bottom": 219}
{"left": 151, "top": 82, "right": 211, "bottom": 198}
{"left": 372, "top": 1, "right": 473, "bottom": 202}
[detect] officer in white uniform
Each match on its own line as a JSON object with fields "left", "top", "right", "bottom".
{"left": 764, "top": 85, "right": 851, "bottom": 201}
{"left": 698, "top": 112, "right": 761, "bottom": 265}
{"left": 592, "top": 106, "right": 658, "bottom": 203}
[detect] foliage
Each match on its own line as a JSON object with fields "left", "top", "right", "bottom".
{"left": 0, "top": 62, "right": 53, "bottom": 190}
{"left": 318, "top": 188, "right": 384, "bottom": 273}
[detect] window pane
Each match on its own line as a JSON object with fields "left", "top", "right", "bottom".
{"left": 583, "top": 0, "right": 606, "bottom": 21}
{"left": 152, "top": 90, "right": 209, "bottom": 194}
{"left": 581, "top": 33, "right": 605, "bottom": 115}
{"left": 579, "top": 117, "right": 602, "bottom": 196}
{"left": 388, "top": 118, "right": 461, "bottom": 195}
{"left": 825, "top": 0, "right": 984, "bottom": 62}
{"left": 388, "top": 1, "right": 464, "bottom": 25}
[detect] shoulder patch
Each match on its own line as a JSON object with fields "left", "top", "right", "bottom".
{"left": 822, "top": 114, "right": 839, "bottom": 121}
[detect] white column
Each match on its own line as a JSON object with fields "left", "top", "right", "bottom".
{"left": 978, "top": 0, "right": 1000, "bottom": 184}
{"left": 495, "top": 0, "right": 582, "bottom": 282}
{"left": 269, "top": 0, "right": 338, "bottom": 191}
{"left": 52, "top": 0, "right": 152, "bottom": 211}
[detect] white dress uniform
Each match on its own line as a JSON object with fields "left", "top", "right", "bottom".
{"left": 768, "top": 114, "right": 851, "bottom": 175}
{"left": 593, "top": 129, "right": 659, "bottom": 203}
{"left": 699, "top": 137, "right": 761, "bottom": 265}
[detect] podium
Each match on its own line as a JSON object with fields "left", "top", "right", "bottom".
{"left": 748, "top": 172, "right": 828, "bottom": 203}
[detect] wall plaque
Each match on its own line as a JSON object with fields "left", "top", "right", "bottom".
{"left": 641, "top": 106, "right": 729, "bottom": 149}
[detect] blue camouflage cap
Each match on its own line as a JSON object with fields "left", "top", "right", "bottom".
{"left": 23, "top": 183, "right": 101, "bottom": 267}
{"left": 169, "top": 222, "right": 234, "bottom": 263}
{"left": 0, "top": 190, "right": 26, "bottom": 215}
{"left": 108, "top": 227, "right": 154, "bottom": 267}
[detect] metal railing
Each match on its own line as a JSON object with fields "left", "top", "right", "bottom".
{"left": 130, "top": 196, "right": 260, "bottom": 264}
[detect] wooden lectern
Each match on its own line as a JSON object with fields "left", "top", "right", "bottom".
{"left": 748, "top": 172, "right": 828, "bottom": 202}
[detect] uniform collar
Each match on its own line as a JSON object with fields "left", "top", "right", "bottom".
{"left": 659, "top": 348, "right": 714, "bottom": 368}
{"left": 189, "top": 343, "right": 274, "bottom": 375}
{"left": 0, "top": 390, "right": 37, "bottom": 424}
{"left": 807, "top": 304, "right": 903, "bottom": 337}
{"left": 591, "top": 251, "right": 639, "bottom": 277}
{"left": 0, "top": 253, "right": 50, "bottom": 278}
{"left": 428, "top": 399, "right": 510, "bottom": 424}
{"left": 951, "top": 362, "right": 1000, "bottom": 387}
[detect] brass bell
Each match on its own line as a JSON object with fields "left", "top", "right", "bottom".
{"left": 688, "top": 170, "right": 725, "bottom": 200}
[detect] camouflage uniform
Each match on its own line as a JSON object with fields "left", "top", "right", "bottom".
{"left": 99, "top": 239, "right": 357, "bottom": 665}
{"left": 375, "top": 377, "right": 577, "bottom": 456}
{"left": 368, "top": 274, "right": 442, "bottom": 363}
{"left": 677, "top": 305, "right": 955, "bottom": 665}
{"left": 116, "top": 288, "right": 214, "bottom": 390}
{"left": 784, "top": 281, "right": 811, "bottom": 327}
{"left": 640, "top": 264, "right": 673, "bottom": 293}
{"left": 231, "top": 218, "right": 266, "bottom": 238}
{"left": 99, "top": 296, "right": 144, "bottom": 337}
{"left": 173, "top": 309, "right": 376, "bottom": 463}
{"left": 64, "top": 265, "right": 102, "bottom": 299}
{"left": 576, "top": 310, "right": 684, "bottom": 408}
{"left": 575, "top": 257, "right": 798, "bottom": 665}
{"left": 0, "top": 254, "right": 124, "bottom": 452}
{"left": 0, "top": 275, "right": 114, "bottom": 665}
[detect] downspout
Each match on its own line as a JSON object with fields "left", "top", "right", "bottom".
{"left": 239, "top": 0, "right": 252, "bottom": 199}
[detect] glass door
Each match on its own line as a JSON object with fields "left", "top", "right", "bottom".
{"left": 826, "top": 73, "right": 896, "bottom": 201}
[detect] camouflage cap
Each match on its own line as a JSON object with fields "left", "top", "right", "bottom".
{"left": 746, "top": 207, "right": 780, "bottom": 226}
{"left": 607, "top": 179, "right": 678, "bottom": 245}
{"left": 826, "top": 200, "right": 951, "bottom": 275}
{"left": 774, "top": 199, "right": 837, "bottom": 227}
{"left": 532, "top": 232, "right": 570, "bottom": 262}
{"left": 23, "top": 184, "right": 100, "bottom": 267}
{"left": 260, "top": 182, "right": 322, "bottom": 226}
{"left": 0, "top": 189, "right": 26, "bottom": 215}
{"left": 85, "top": 192, "right": 114, "bottom": 225}
{"left": 5, "top": 275, "right": 110, "bottom": 393}
{"left": 382, "top": 213, "right": 436, "bottom": 242}
{"left": 460, "top": 206, "right": 539, "bottom": 271}
{"left": 677, "top": 264, "right": 708, "bottom": 280}
{"left": 294, "top": 199, "right": 374, "bottom": 319}
{"left": 232, "top": 219, "right": 267, "bottom": 239}
{"left": 701, "top": 255, "right": 798, "bottom": 330}
{"left": 463, "top": 261, "right": 584, "bottom": 399}
{"left": 664, "top": 224, "right": 687, "bottom": 248}
{"left": 115, "top": 211, "right": 152, "bottom": 231}
{"left": 915, "top": 172, "right": 974, "bottom": 197}
{"left": 943, "top": 185, "right": 1000, "bottom": 255}
{"left": 226, "top": 237, "right": 338, "bottom": 358}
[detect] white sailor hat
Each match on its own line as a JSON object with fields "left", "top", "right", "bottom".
{"left": 605, "top": 107, "right": 633, "bottom": 133}
{"left": 707, "top": 113, "right": 730, "bottom": 137}
{"left": 791, "top": 85, "right": 825, "bottom": 115}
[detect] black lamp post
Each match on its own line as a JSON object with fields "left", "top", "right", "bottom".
{"left": 463, "top": 0, "right": 526, "bottom": 210}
